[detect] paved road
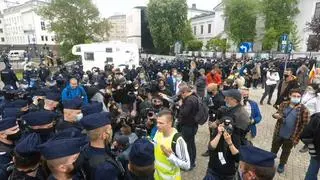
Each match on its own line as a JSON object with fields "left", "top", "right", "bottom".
{"left": 182, "top": 88, "right": 318, "bottom": 180}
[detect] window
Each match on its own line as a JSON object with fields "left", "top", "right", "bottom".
{"left": 84, "top": 52, "right": 94, "bottom": 61}
{"left": 41, "top": 36, "right": 44, "bottom": 41}
{"left": 106, "top": 48, "right": 113, "bottom": 53}
{"left": 51, "top": 36, "right": 55, "bottom": 41}
{"left": 1, "top": 38, "right": 4, "bottom": 42}
{"left": 201, "top": 25, "right": 204, "bottom": 34}
{"left": 45, "top": 36, "right": 48, "bottom": 41}
{"left": 0, "top": 29, "right": 3, "bottom": 33}
{"left": 193, "top": 26, "right": 196, "bottom": 35}
{"left": 106, "top": 57, "right": 113, "bottom": 63}
{"left": 76, "top": 47, "right": 81, "bottom": 52}
{"left": 315, "top": 2, "right": 320, "bottom": 18}
{"left": 41, "top": 21, "right": 46, "bottom": 30}
{"left": 208, "top": 24, "right": 212, "bottom": 33}
{"left": 0, "top": 20, "right": 2, "bottom": 24}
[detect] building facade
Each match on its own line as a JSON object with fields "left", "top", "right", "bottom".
{"left": 126, "top": 6, "right": 154, "bottom": 53}
{"left": 295, "top": 0, "right": 320, "bottom": 52}
{"left": 107, "top": 14, "right": 126, "bottom": 42}
{"left": 3, "top": 0, "right": 55, "bottom": 48}
{"left": 190, "top": 13, "right": 215, "bottom": 47}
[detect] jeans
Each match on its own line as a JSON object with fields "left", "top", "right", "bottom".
{"left": 181, "top": 125, "right": 198, "bottom": 166}
{"left": 305, "top": 157, "right": 320, "bottom": 180}
{"left": 260, "top": 84, "right": 276, "bottom": 103}
{"left": 271, "top": 136, "right": 294, "bottom": 165}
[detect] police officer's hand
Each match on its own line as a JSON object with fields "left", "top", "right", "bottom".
{"left": 160, "top": 144, "right": 173, "bottom": 157}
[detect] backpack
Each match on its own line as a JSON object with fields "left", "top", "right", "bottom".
{"left": 171, "top": 133, "right": 182, "bottom": 154}
{"left": 194, "top": 97, "right": 209, "bottom": 125}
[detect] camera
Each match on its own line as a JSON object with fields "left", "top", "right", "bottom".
{"left": 223, "top": 119, "right": 233, "bottom": 134}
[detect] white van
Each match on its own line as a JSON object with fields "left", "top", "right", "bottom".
{"left": 8, "top": 50, "right": 26, "bottom": 61}
{"left": 72, "top": 41, "right": 140, "bottom": 71}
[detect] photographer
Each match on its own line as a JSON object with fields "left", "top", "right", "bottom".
{"left": 204, "top": 117, "right": 240, "bottom": 180}
{"left": 202, "top": 83, "right": 226, "bottom": 157}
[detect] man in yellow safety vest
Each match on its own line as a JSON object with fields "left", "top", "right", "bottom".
{"left": 154, "top": 109, "right": 190, "bottom": 180}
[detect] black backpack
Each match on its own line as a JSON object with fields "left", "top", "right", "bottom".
{"left": 194, "top": 97, "right": 209, "bottom": 125}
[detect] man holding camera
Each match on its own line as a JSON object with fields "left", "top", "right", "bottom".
{"left": 221, "top": 89, "right": 251, "bottom": 145}
{"left": 204, "top": 116, "right": 240, "bottom": 179}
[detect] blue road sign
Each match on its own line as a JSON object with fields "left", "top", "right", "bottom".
{"left": 239, "top": 42, "right": 253, "bottom": 53}
{"left": 280, "top": 34, "right": 288, "bottom": 53}
{"left": 281, "top": 34, "right": 288, "bottom": 42}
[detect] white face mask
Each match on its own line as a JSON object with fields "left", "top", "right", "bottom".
{"left": 75, "top": 113, "right": 83, "bottom": 122}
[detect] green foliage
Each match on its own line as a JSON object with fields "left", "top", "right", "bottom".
{"left": 223, "top": 0, "right": 259, "bottom": 45}
{"left": 38, "top": 0, "right": 111, "bottom": 60}
{"left": 306, "top": 17, "right": 320, "bottom": 51}
{"left": 147, "top": 0, "right": 193, "bottom": 54}
{"left": 186, "top": 40, "right": 203, "bottom": 51}
{"left": 206, "top": 37, "right": 230, "bottom": 52}
{"left": 262, "top": 27, "right": 278, "bottom": 51}
{"left": 289, "top": 24, "right": 301, "bottom": 51}
{"left": 262, "top": 0, "right": 299, "bottom": 50}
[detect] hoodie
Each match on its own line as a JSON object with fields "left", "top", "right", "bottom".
{"left": 61, "top": 84, "right": 88, "bottom": 104}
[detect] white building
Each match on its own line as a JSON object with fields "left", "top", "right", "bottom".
{"left": 107, "top": 14, "right": 126, "bottom": 42}
{"left": 3, "top": 0, "right": 55, "bottom": 46}
{"left": 190, "top": 13, "right": 215, "bottom": 46}
{"left": 295, "top": 0, "right": 320, "bottom": 51}
{"left": 126, "top": 7, "right": 142, "bottom": 48}
{"left": 188, "top": 4, "right": 213, "bottom": 20}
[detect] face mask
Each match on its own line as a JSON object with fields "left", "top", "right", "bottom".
{"left": 154, "top": 104, "right": 162, "bottom": 109}
{"left": 207, "top": 91, "right": 213, "bottom": 96}
{"left": 32, "top": 127, "right": 55, "bottom": 134}
{"left": 290, "top": 97, "right": 301, "bottom": 104}
{"left": 226, "top": 103, "right": 231, "bottom": 108}
{"left": 176, "top": 77, "right": 182, "bottom": 81}
{"left": 75, "top": 113, "right": 83, "bottom": 122}
{"left": 238, "top": 169, "right": 244, "bottom": 180}
{"left": 7, "top": 131, "right": 22, "bottom": 141}
{"left": 307, "top": 90, "right": 315, "bottom": 94}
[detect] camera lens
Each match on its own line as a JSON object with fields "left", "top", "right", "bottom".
{"left": 148, "top": 112, "right": 154, "bottom": 117}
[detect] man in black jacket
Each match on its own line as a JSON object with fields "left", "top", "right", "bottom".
{"left": 274, "top": 69, "right": 299, "bottom": 109}
{"left": 178, "top": 84, "right": 199, "bottom": 170}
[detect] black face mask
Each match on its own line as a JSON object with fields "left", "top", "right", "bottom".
{"left": 153, "top": 104, "right": 163, "bottom": 109}
{"left": 223, "top": 86, "right": 231, "bottom": 90}
{"left": 243, "top": 97, "right": 249, "bottom": 105}
{"left": 7, "top": 131, "right": 22, "bottom": 141}
{"left": 207, "top": 91, "right": 213, "bottom": 96}
{"left": 31, "top": 127, "right": 55, "bottom": 134}
{"left": 284, "top": 74, "right": 289, "bottom": 79}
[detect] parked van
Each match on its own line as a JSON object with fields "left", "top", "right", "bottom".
{"left": 8, "top": 50, "right": 26, "bottom": 61}
{"left": 72, "top": 41, "right": 139, "bottom": 71}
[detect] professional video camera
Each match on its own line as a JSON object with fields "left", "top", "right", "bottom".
{"left": 222, "top": 117, "right": 233, "bottom": 135}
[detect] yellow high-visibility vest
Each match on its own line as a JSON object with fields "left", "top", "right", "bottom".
{"left": 154, "top": 129, "right": 181, "bottom": 180}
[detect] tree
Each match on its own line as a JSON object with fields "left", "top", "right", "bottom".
{"left": 186, "top": 40, "right": 203, "bottom": 51}
{"left": 223, "top": 0, "right": 259, "bottom": 45}
{"left": 306, "top": 17, "right": 320, "bottom": 51}
{"left": 147, "top": 0, "right": 193, "bottom": 54}
{"left": 262, "top": 0, "right": 299, "bottom": 50}
{"left": 206, "top": 37, "right": 230, "bottom": 53}
{"left": 289, "top": 24, "right": 301, "bottom": 51}
{"left": 38, "top": 0, "right": 111, "bottom": 60}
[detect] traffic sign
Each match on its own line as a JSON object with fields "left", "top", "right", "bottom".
{"left": 239, "top": 42, "right": 253, "bottom": 53}
{"left": 280, "top": 34, "right": 288, "bottom": 53}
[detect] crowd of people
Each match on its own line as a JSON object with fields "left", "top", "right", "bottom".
{"left": 0, "top": 54, "right": 319, "bottom": 180}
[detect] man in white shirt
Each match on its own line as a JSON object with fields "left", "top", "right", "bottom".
{"left": 260, "top": 67, "right": 280, "bottom": 105}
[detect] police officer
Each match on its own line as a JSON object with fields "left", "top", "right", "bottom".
{"left": 38, "top": 136, "right": 86, "bottom": 180}
{"left": 22, "top": 111, "right": 57, "bottom": 143}
{"left": 79, "top": 112, "right": 125, "bottom": 180}
{"left": 9, "top": 133, "right": 47, "bottom": 180}
{"left": 38, "top": 63, "right": 50, "bottom": 82}
{"left": 55, "top": 98, "right": 83, "bottom": 133}
{"left": 126, "top": 139, "right": 155, "bottom": 180}
{"left": 1, "top": 65, "right": 18, "bottom": 89}
{"left": 0, "top": 117, "right": 22, "bottom": 179}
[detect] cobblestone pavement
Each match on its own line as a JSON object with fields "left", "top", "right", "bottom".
{"left": 182, "top": 88, "right": 319, "bottom": 180}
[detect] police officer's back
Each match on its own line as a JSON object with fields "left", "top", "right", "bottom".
{"left": 1, "top": 65, "right": 18, "bottom": 89}
{"left": 79, "top": 112, "right": 124, "bottom": 180}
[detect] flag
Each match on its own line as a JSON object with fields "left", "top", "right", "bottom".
{"left": 309, "top": 64, "right": 316, "bottom": 83}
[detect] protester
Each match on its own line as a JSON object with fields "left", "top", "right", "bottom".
{"left": 271, "top": 88, "right": 309, "bottom": 173}
{"left": 61, "top": 78, "right": 88, "bottom": 104}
